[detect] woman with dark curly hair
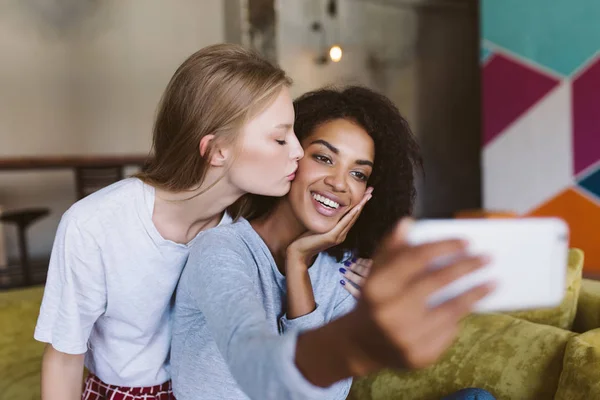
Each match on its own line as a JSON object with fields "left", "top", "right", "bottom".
{"left": 238, "top": 85, "right": 422, "bottom": 263}
{"left": 171, "top": 86, "right": 495, "bottom": 400}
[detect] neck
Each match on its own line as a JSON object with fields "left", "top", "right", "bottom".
{"left": 151, "top": 168, "right": 244, "bottom": 244}
{"left": 251, "top": 199, "right": 307, "bottom": 268}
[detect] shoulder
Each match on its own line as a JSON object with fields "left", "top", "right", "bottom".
{"left": 311, "top": 252, "right": 348, "bottom": 289}
{"left": 183, "top": 219, "right": 261, "bottom": 288}
{"left": 63, "top": 178, "right": 142, "bottom": 226}
{"left": 190, "top": 218, "right": 256, "bottom": 262}
{"left": 313, "top": 252, "right": 355, "bottom": 304}
{"left": 314, "top": 252, "right": 347, "bottom": 273}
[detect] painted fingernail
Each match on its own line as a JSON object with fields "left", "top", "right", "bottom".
{"left": 340, "top": 280, "right": 346, "bottom": 286}
{"left": 339, "top": 267, "right": 346, "bottom": 274}
{"left": 480, "top": 255, "right": 492, "bottom": 263}
{"left": 344, "top": 260, "right": 352, "bottom": 266}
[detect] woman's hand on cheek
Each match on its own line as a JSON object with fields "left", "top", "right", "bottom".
{"left": 339, "top": 258, "right": 372, "bottom": 298}
{"left": 286, "top": 187, "right": 373, "bottom": 269}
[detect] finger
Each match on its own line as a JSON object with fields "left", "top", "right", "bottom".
{"left": 340, "top": 279, "right": 362, "bottom": 299}
{"left": 339, "top": 267, "right": 365, "bottom": 288}
{"left": 371, "top": 218, "right": 415, "bottom": 264}
{"left": 354, "top": 258, "right": 373, "bottom": 277}
{"left": 428, "top": 282, "right": 496, "bottom": 323}
{"left": 384, "top": 283, "right": 486, "bottom": 369}
{"left": 346, "top": 258, "right": 373, "bottom": 277}
{"left": 365, "top": 238, "right": 469, "bottom": 302}
{"left": 338, "top": 193, "right": 372, "bottom": 239}
{"left": 341, "top": 188, "right": 373, "bottom": 231}
{"left": 380, "top": 239, "right": 469, "bottom": 285}
{"left": 409, "top": 255, "right": 490, "bottom": 301}
{"left": 360, "top": 187, "right": 374, "bottom": 205}
{"left": 406, "top": 324, "right": 460, "bottom": 369}
{"left": 326, "top": 194, "right": 372, "bottom": 242}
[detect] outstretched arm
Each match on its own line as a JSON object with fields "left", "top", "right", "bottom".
{"left": 296, "top": 219, "right": 494, "bottom": 387}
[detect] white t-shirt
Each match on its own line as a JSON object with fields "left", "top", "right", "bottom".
{"left": 34, "top": 178, "right": 232, "bottom": 387}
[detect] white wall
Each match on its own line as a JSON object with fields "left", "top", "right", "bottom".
{"left": 277, "top": 0, "right": 481, "bottom": 218}
{"left": 277, "top": 0, "right": 420, "bottom": 213}
{"left": 277, "top": 0, "right": 418, "bottom": 124}
{"left": 0, "top": 0, "right": 480, "bottom": 261}
{"left": 0, "top": 0, "right": 225, "bottom": 259}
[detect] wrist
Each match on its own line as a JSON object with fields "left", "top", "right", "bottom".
{"left": 295, "top": 311, "right": 381, "bottom": 387}
{"left": 335, "top": 310, "right": 382, "bottom": 377}
{"left": 286, "top": 247, "right": 311, "bottom": 269}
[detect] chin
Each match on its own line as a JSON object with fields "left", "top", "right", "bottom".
{"left": 304, "top": 216, "right": 338, "bottom": 234}
{"left": 259, "top": 182, "right": 291, "bottom": 197}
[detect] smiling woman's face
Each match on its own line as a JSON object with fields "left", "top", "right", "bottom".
{"left": 286, "top": 118, "right": 375, "bottom": 233}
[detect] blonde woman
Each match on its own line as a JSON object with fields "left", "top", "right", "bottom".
{"left": 34, "top": 44, "right": 303, "bottom": 400}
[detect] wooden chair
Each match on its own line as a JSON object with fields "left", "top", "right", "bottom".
{"left": 74, "top": 166, "right": 124, "bottom": 199}
{"left": 0, "top": 208, "right": 50, "bottom": 286}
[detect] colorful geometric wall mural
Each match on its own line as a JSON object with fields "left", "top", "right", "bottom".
{"left": 481, "top": 0, "right": 600, "bottom": 274}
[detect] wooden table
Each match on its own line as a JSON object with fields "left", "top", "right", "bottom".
{"left": 0, "top": 155, "right": 148, "bottom": 199}
{"left": 0, "top": 155, "right": 149, "bottom": 286}
{"left": 0, "top": 155, "right": 148, "bottom": 170}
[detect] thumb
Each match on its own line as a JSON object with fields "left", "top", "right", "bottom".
{"left": 372, "top": 217, "right": 414, "bottom": 266}
{"left": 396, "top": 217, "right": 414, "bottom": 239}
{"left": 387, "top": 217, "right": 414, "bottom": 249}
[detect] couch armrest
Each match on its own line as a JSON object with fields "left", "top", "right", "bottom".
{"left": 573, "top": 279, "right": 600, "bottom": 333}
{"left": 555, "top": 328, "right": 600, "bottom": 399}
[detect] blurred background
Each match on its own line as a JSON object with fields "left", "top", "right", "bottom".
{"left": 2, "top": 1, "right": 600, "bottom": 399}
{"left": 0, "top": 0, "right": 598, "bottom": 286}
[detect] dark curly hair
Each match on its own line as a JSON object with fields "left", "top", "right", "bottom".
{"left": 229, "top": 86, "right": 422, "bottom": 261}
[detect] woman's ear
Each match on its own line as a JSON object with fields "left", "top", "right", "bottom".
{"left": 199, "top": 135, "right": 232, "bottom": 167}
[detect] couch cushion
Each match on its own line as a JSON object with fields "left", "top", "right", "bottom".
{"left": 508, "top": 248, "right": 584, "bottom": 330}
{"left": 573, "top": 279, "right": 600, "bottom": 333}
{"left": 0, "top": 286, "right": 45, "bottom": 400}
{"left": 349, "top": 313, "right": 575, "bottom": 400}
{"left": 554, "top": 328, "right": 600, "bottom": 400}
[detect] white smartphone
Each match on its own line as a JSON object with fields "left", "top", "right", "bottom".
{"left": 406, "top": 218, "right": 570, "bottom": 313}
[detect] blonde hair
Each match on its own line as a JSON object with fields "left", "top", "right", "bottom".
{"left": 137, "top": 43, "right": 292, "bottom": 192}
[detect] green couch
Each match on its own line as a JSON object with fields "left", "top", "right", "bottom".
{"left": 349, "top": 249, "right": 600, "bottom": 400}
{"left": 0, "top": 285, "right": 46, "bottom": 400}
{"left": 1, "top": 249, "right": 598, "bottom": 400}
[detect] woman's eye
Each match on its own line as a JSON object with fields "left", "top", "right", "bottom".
{"left": 276, "top": 139, "right": 287, "bottom": 145}
{"left": 352, "top": 171, "right": 369, "bottom": 181}
{"left": 313, "top": 154, "right": 332, "bottom": 164}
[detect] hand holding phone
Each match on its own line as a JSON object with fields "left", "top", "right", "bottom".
{"left": 406, "top": 218, "right": 569, "bottom": 313}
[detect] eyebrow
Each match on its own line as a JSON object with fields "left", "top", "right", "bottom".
{"left": 310, "top": 139, "right": 374, "bottom": 167}
{"left": 275, "top": 123, "right": 293, "bottom": 130}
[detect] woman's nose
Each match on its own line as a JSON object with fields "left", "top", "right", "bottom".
{"left": 323, "top": 170, "right": 348, "bottom": 192}
{"left": 289, "top": 134, "right": 304, "bottom": 160}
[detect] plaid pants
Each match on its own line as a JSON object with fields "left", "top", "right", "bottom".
{"left": 82, "top": 374, "right": 175, "bottom": 400}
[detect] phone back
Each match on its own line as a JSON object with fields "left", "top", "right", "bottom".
{"left": 407, "top": 218, "right": 569, "bottom": 313}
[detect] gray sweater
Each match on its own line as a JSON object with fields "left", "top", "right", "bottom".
{"left": 171, "top": 218, "right": 356, "bottom": 400}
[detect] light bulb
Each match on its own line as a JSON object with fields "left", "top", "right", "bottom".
{"left": 329, "top": 45, "right": 342, "bottom": 62}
